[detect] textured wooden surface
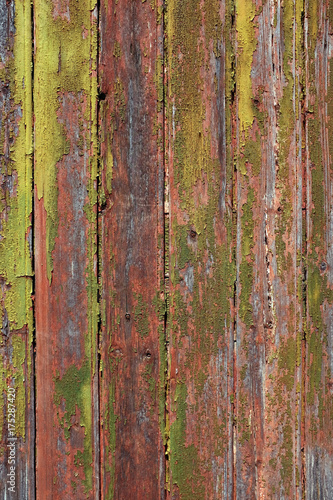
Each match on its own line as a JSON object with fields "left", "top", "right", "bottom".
{"left": 234, "top": 1, "right": 304, "bottom": 498}
{"left": 305, "top": 0, "right": 333, "bottom": 497}
{"left": 0, "top": 0, "right": 333, "bottom": 498}
{"left": 0, "top": 0, "right": 34, "bottom": 497}
{"left": 34, "top": 0, "right": 99, "bottom": 497}
{"left": 99, "top": 1, "right": 165, "bottom": 497}
{"left": 166, "top": 0, "right": 234, "bottom": 497}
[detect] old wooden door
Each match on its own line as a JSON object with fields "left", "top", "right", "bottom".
{"left": 0, "top": 0, "right": 332, "bottom": 498}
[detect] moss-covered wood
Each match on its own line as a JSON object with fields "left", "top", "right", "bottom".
{"left": 166, "top": 0, "right": 235, "bottom": 497}
{"left": 0, "top": 0, "right": 332, "bottom": 498}
{"left": 34, "top": 0, "right": 99, "bottom": 496}
{"left": 0, "top": 0, "right": 34, "bottom": 497}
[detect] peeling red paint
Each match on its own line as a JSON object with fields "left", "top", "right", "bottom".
{"left": 99, "top": 1, "right": 165, "bottom": 498}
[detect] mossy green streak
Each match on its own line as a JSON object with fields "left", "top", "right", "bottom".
{"left": 0, "top": 0, "right": 33, "bottom": 442}
{"left": 35, "top": 0, "right": 98, "bottom": 282}
{"left": 236, "top": 0, "right": 256, "bottom": 137}
{"left": 54, "top": 362, "right": 93, "bottom": 494}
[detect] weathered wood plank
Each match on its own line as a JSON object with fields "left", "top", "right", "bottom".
{"left": 34, "top": 0, "right": 99, "bottom": 497}
{"left": 234, "top": 0, "right": 304, "bottom": 497}
{"left": 99, "top": 1, "right": 165, "bottom": 498}
{"left": 166, "top": 1, "right": 235, "bottom": 498}
{"left": 305, "top": 0, "right": 333, "bottom": 496}
{"left": 0, "top": 0, "right": 34, "bottom": 497}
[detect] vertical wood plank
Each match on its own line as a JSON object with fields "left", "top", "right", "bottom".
{"left": 99, "top": 1, "right": 165, "bottom": 498}
{"left": 34, "top": 0, "right": 99, "bottom": 496}
{"left": 166, "top": 1, "right": 235, "bottom": 497}
{"left": 234, "top": 0, "right": 304, "bottom": 497}
{"left": 0, "top": 0, "right": 34, "bottom": 496}
{"left": 305, "top": 0, "right": 333, "bottom": 495}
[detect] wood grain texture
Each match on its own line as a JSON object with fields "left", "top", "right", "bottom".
{"left": 0, "top": 0, "right": 332, "bottom": 497}
{"left": 0, "top": 0, "right": 34, "bottom": 497}
{"left": 305, "top": 0, "right": 333, "bottom": 497}
{"left": 166, "top": 1, "right": 235, "bottom": 498}
{"left": 34, "top": 0, "right": 99, "bottom": 497}
{"left": 98, "top": 1, "right": 165, "bottom": 498}
{"left": 234, "top": 1, "right": 304, "bottom": 498}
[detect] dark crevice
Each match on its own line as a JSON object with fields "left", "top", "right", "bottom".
{"left": 230, "top": 0, "right": 237, "bottom": 498}
{"left": 96, "top": 0, "right": 102, "bottom": 497}
{"left": 232, "top": 276, "right": 237, "bottom": 500}
{"left": 232, "top": 99, "right": 237, "bottom": 496}
{"left": 301, "top": 263, "right": 307, "bottom": 500}
{"left": 162, "top": 1, "right": 170, "bottom": 497}
{"left": 301, "top": 1, "right": 307, "bottom": 497}
{"left": 264, "top": 217, "right": 274, "bottom": 331}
